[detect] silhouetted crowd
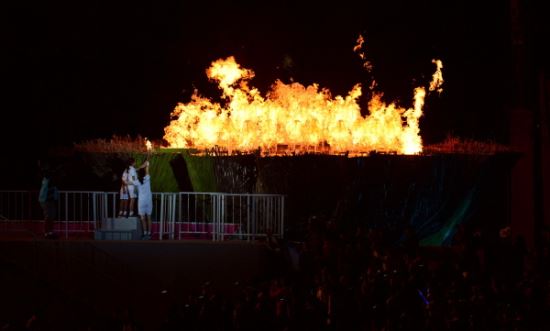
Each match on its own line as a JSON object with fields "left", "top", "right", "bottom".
{"left": 4, "top": 216, "right": 550, "bottom": 331}
{"left": 155, "top": 218, "right": 550, "bottom": 331}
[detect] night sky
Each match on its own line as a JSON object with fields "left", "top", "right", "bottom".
{"left": 1, "top": 0, "right": 547, "bottom": 156}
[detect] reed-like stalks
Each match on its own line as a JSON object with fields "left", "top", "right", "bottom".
{"left": 73, "top": 135, "right": 512, "bottom": 156}
{"left": 74, "top": 135, "right": 153, "bottom": 153}
{"left": 424, "top": 135, "right": 511, "bottom": 155}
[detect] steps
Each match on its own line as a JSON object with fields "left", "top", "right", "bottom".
{"left": 95, "top": 217, "right": 142, "bottom": 240}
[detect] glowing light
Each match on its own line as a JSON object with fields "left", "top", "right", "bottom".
{"left": 164, "top": 46, "right": 443, "bottom": 156}
{"left": 429, "top": 59, "right": 444, "bottom": 94}
{"left": 353, "top": 34, "right": 373, "bottom": 72}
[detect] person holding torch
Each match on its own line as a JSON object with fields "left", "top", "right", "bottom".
{"left": 137, "top": 139, "right": 153, "bottom": 238}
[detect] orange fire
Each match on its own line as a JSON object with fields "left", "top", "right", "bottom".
{"left": 353, "top": 34, "right": 373, "bottom": 73}
{"left": 429, "top": 59, "right": 444, "bottom": 94}
{"left": 145, "top": 138, "right": 152, "bottom": 151}
{"left": 164, "top": 45, "right": 443, "bottom": 156}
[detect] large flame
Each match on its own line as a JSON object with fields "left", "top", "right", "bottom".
{"left": 164, "top": 53, "right": 443, "bottom": 156}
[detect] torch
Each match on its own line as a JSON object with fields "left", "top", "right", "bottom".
{"left": 145, "top": 137, "right": 153, "bottom": 166}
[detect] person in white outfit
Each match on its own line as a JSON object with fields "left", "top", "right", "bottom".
{"left": 118, "top": 167, "right": 129, "bottom": 217}
{"left": 119, "top": 158, "right": 138, "bottom": 217}
{"left": 136, "top": 160, "right": 153, "bottom": 239}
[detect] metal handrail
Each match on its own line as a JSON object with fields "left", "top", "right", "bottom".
{"left": 1, "top": 190, "right": 285, "bottom": 241}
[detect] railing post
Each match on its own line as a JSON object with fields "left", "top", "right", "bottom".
{"left": 170, "top": 194, "right": 176, "bottom": 240}
{"left": 211, "top": 194, "right": 217, "bottom": 241}
{"left": 64, "top": 192, "right": 68, "bottom": 239}
{"left": 27, "top": 191, "right": 31, "bottom": 220}
{"left": 269, "top": 196, "right": 273, "bottom": 236}
{"left": 92, "top": 193, "right": 97, "bottom": 232}
{"left": 280, "top": 196, "right": 285, "bottom": 238}
{"left": 212, "top": 194, "right": 218, "bottom": 241}
{"left": 220, "top": 195, "right": 225, "bottom": 241}
{"left": 160, "top": 193, "right": 165, "bottom": 240}
{"left": 253, "top": 196, "right": 256, "bottom": 241}
{"left": 217, "top": 194, "right": 221, "bottom": 241}
{"left": 246, "top": 195, "right": 250, "bottom": 242}
{"left": 112, "top": 192, "right": 116, "bottom": 219}
{"left": 179, "top": 192, "right": 183, "bottom": 240}
{"left": 103, "top": 192, "right": 106, "bottom": 220}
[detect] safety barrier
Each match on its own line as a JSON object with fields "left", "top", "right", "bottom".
{"left": 0, "top": 190, "right": 285, "bottom": 241}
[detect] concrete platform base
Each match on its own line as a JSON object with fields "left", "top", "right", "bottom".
{"left": 94, "top": 217, "right": 142, "bottom": 240}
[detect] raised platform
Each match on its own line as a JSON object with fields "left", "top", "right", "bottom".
{"left": 94, "top": 217, "right": 142, "bottom": 240}
{"left": 0, "top": 220, "right": 246, "bottom": 241}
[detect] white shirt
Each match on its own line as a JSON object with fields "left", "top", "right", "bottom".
{"left": 123, "top": 166, "right": 138, "bottom": 186}
{"left": 137, "top": 174, "right": 153, "bottom": 215}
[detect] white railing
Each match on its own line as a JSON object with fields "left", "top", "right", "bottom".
{"left": 210, "top": 193, "right": 285, "bottom": 241}
{"left": 0, "top": 190, "right": 285, "bottom": 241}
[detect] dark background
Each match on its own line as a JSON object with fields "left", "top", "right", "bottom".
{"left": 0, "top": 0, "right": 547, "bottom": 168}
